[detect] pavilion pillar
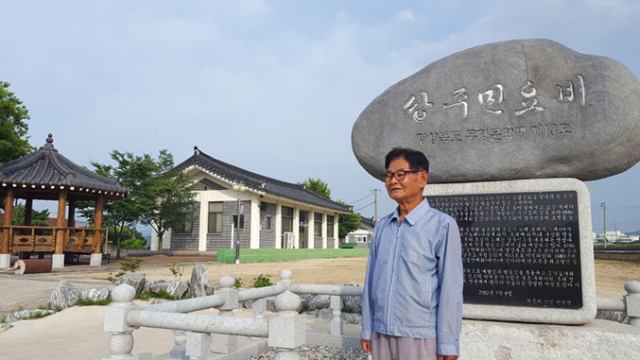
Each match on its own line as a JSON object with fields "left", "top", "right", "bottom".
{"left": 67, "top": 199, "right": 75, "bottom": 228}
{"left": 52, "top": 190, "right": 67, "bottom": 269}
{"left": 24, "top": 197, "right": 33, "bottom": 226}
{"left": 0, "top": 189, "right": 15, "bottom": 268}
{"left": 90, "top": 195, "right": 104, "bottom": 266}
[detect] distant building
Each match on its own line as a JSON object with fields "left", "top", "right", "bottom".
{"left": 345, "top": 216, "right": 375, "bottom": 248}
{"left": 151, "top": 147, "right": 352, "bottom": 252}
{"left": 595, "top": 230, "right": 640, "bottom": 243}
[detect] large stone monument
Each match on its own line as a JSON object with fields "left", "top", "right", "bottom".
{"left": 352, "top": 39, "right": 640, "bottom": 327}
{"left": 353, "top": 39, "right": 640, "bottom": 183}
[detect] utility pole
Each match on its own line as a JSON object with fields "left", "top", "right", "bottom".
{"left": 601, "top": 202, "right": 607, "bottom": 248}
{"left": 371, "top": 189, "right": 380, "bottom": 223}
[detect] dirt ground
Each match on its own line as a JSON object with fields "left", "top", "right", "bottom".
{"left": 1, "top": 255, "right": 638, "bottom": 316}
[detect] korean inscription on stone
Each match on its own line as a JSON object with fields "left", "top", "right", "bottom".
{"left": 428, "top": 191, "right": 582, "bottom": 309}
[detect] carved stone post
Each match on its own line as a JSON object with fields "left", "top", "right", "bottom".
{"left": 278, "top": 269, "right": 294, "bottom": 290}
{"left": 169, "top": 330, "right": 187, "bottom": 360}
{"left": 211, "top": 275, "right": 239, "bottom": 354}
{"left": 269, "top": 291, "right": 305, "bottom": 360}
{"left": 624, "top": 280, "right": 640, "bottom": 326}
{"left": 103, "top": 284, "right": 138, "bottom": 360}
{"left": 330, "top": 295, "right": 343, "bottom": 336}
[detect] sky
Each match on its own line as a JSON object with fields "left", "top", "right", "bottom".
{"left": 1, "top": 0, "right": 639, "bottom": 234}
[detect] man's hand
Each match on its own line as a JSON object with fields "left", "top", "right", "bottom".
{"left": 360, "top": 339, "right": 372, "bottom": 354}
{"left": 437, "top": 356, "right": 458, "bottom": 360}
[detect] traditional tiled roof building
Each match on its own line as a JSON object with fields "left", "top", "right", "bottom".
{"left": 151, "top": 147, "right": 352, "bottom": 252}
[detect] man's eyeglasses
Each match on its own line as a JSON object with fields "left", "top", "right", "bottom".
{"left": 382, "top": 169, "right": 424, "bottom": 182}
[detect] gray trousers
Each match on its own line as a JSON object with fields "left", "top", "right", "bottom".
{"left": 372, "top": 332, "right": 437, "bottom": 360}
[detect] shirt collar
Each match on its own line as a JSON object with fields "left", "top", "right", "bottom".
{"left": 391, "top": 197, "right": 431, "bottom": 226}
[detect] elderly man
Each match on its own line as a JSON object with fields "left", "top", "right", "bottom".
{"left": 360, "top": 148, "right": 463, "bottom": 360}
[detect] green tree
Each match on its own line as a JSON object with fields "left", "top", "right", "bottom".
{"left": 137, "top": 150, "right": 195, "bottom": 255}
{"left": 300, "top": 178, "right": 361, "bottom": 239}
{"left": 336, "top": 200, "right": 361, "bottom": 239}
{"left": 0, "top": 81, "right": 33, "bottom": 166}
{"left": 80, "top": 150, "right": 193, "bottom": 257}
{"left": 300, "top": 178, "right": 331, "bottom": 200}
{"left": 78, "top": 153, "right": 151, "bottom": 258}
{"left": 11, "top": 204, "right": 50, "bottom": 226}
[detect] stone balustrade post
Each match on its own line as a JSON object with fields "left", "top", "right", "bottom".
{"left": 269, "top": 291, "right": 305, "bottom": 360}
{"left": 103, "top": 284, "right": 138, "bottom": 360}
{"left": 185, "top": 332, "right": 212, "bottom": 360}
{"left": 211, "top": 275, "right": 239, "bottom": 354}
{"left": 169, "top": 330, "right": 187, "bottom": 360}
{"left": 624, "top": 280, "right": 640, "bottom": 326}
{"left": 278, "top": 269, "right": 294, "bottom": 290}
{"left": 252, "top": 298, "right": 267, "bottom": 318}
{"left": 330, "top": 295, "right": 343, "bottom": 336}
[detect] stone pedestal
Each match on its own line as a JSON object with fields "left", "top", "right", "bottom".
{"left": 90, "top": 253, "right": 103, "bottom": 266}
{"left": 52, "top": 254, "right": 65, "bottom": 269}
{"left": 461, "top": 319, "right": 640, "bottom": 359}
{"left": 0, "top": 254, "right": 11, "bottom": 268}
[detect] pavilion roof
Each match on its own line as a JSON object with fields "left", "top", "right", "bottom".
{"left": 0, "top": 134, "right": 127, "bottom": 198}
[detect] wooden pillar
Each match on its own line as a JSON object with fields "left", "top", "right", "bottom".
{"left": 94, "top": 195, "right": 104, "bottom": 254}
{"left": 1, "top": 189, "right": 15, "bottom": 254}
{"left": 55, "top": 190, "right": 67, "bottom": 254}
{"left": 24, "top": 197, "right": 33, "bottom": 226}
{"left": 67, "top": 199, "right": 76, "bottom": 228}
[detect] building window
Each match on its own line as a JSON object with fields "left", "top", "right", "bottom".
{"left": 208, "top": 202, "right": 223, "bottom": 233}
{"left": 232, "top": 214, "right": 245, "bottom": 229}
{"left": 327, "top": 215, "right": 335, "bottom": 236}
{"left": 355, "top": 235, "right": 367, "bottom": 243}
{"left": 314, "top": 213, "right": 322, "bottom": 237}
{"left": 265, "top": 216, "right": 272, "bottom": 230}
{"left": 282, "top": 206, "right": 294, "bottom": 233}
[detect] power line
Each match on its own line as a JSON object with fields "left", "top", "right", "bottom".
{"left": 349, "top": 193, "right": 373, "bottom": 205}
{"left": 354, "top": 201, "right": 375, "bottom": 212}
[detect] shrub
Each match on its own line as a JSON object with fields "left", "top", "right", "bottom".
{"left": 137, "top": 289, "right": 178, "bottom": 300}
{"left": 169, "top": 262, "right": 184, "bottom": 281}
{"left": 0, "top": 315, "right": 5, "bottom": 323}
{"left": 121, "top": 238, "right": 146, "bottom": 249}
{"left": 120, "top": 258, "right": 143, "bottom": 272}
{"left": 252, "top": 274, "right": 273, "bottom": 288}
{"left": 76, "top": 298, "right": 112, "bottom": 306}
{"left": 235, "top": 278, "right": 243, "bottom": 288}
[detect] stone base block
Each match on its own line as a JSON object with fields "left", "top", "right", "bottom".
{"left": 0, "top": 254, "right": 11, "bottom": 269}
{"left": 461, "top": 319, "right": 640, "bottom": 359}
{"left": 52, "top": 254, "right": 65, "bottom": 269}
{"left": 90, "top": 253, "right": 103, "bottom": 266}
{"left": 210, "top": 334, "right": 238, "bottom": 354}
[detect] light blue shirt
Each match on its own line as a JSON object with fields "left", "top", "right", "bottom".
{"left": 361, "top": 198, "right": 463, "bottom": 356}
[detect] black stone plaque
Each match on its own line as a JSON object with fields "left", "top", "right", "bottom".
{"left": 427, "top": 191, "right": 582, "bottom": 309}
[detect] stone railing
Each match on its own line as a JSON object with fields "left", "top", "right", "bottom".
{"left": 596, "top": 280, "right": 640, "bottom": 326}
{"left": 103, "top": 269, "right": 362, "bottom": 359}
{"left": 103, "top": 270, "right": 640, "bottom": 360}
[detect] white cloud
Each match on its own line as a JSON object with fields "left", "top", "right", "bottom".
{"left": 397, "top": 10, "right": 415, "bottom": 22}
